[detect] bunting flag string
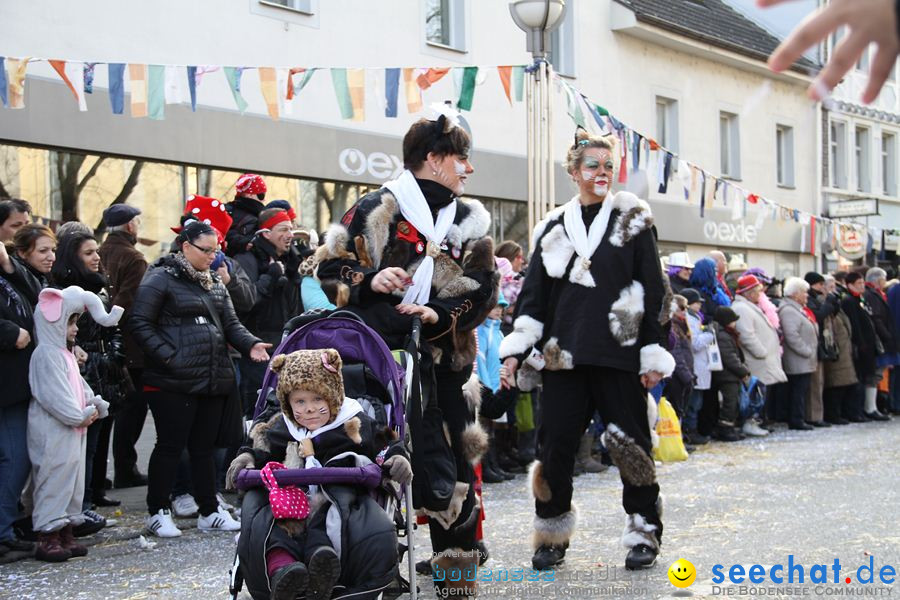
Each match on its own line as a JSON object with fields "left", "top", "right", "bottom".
{"left": 555, "top": 75, "right": 882, "bottom": 255}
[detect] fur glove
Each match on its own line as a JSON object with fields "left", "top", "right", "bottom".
{"left": 226, "top": 452, "right": 255, "bottom": 490}
{"left": 382, "top": 455, "right": 413, "bottom": 486}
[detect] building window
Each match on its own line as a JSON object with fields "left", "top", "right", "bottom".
{"left": 549, "top": 2, "right": 575, "bottom": 77}
{"left": 776, "top": 125, "right": 794, "bottom": 187}
{"left": 857, "top": 44, "right": 870, "bottom": 72}
{"left": 260, "top": 0, "right": 313, "bottom": 14}
{"left": 856, "top": 126, "right": 871, "bottom": 192}
{"left": 719, "top": 111, "right": 740, "bottom": 179}
{"left": 882, "top": 132, "right": 897, "bottom": 196}
{"left": 656, "top": 96, "right": 679, "bottom": 154}
{"left": 830, "top": 121, "right": 847, "bottom": 189}
{"left": 425, "top": 0, "right": 466, "bottom": 51}
{"left": 829, "top": 26, "right": 844, "bottom": 62}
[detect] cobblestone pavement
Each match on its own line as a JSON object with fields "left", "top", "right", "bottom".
{"left": 2, "top": 418, "right": 898, "bottom": 599}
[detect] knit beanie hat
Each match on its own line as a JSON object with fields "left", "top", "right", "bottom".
{"left": 714, "top": 306, "right": 740, "bottom": 327}
{"left": 804, "top": 271, "right": 825, "bottom": 286}
{"left": 681, "top": 287, "right": 702, "bottom": 305}
{"left": 270, "top": 349, "right": 344, "bottom": 426}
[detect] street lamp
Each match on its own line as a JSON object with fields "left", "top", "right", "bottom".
{"left": 509, "top": 0, "right": 567, "bottom": 235}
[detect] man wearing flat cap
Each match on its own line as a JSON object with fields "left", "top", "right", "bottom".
{"left": 98, "top": 204, "right": 149, "bottom": 488}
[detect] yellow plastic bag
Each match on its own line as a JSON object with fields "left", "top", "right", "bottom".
{"left": 652, "top": 397, "right": 689, "bottom": 462}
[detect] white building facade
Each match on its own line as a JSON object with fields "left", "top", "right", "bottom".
{"left": 1, "top": 0, "right": 819, "bottom": 276}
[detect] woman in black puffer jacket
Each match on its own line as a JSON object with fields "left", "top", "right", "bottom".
{"left": 129, "top": 221, "right": 271, "bottom": 536}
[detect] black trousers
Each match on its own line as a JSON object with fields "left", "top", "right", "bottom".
{"left": 538, "top": 367, "right": 662, "bottom": 540}
{"left": 113, "top": 367, "right": 147, "bottom": 476}
{"left": 664, "top": 377, "right": 692, "bottom": 421}
{"left": 425, "top": 362, "right": 478, "bottom": 555}
{"left": 146, "top": 390, "right": 224, "bottom": 516}
{"left": 697, "top": 388, "right": 720, "bottom": 437}
{"left": 824, "top": 384, "right": 857, "bottom": 421}
{"left": 784, "top": 373, "right": 811, "bottom": 426}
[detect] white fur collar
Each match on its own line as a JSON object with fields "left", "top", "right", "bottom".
{"left": 282, "top": 397, "right": 364, "bottom": 442}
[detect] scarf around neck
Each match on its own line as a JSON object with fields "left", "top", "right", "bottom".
{"left": 384, "top": 170, "right": 457, "bottom": 305}
{"left": 173, "top": 252, "right": 214, "bottom": 291}
{"left": 562, "top": 194, "right": 614, "bottom": 287}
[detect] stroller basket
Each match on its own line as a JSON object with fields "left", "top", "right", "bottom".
{"left": 234, "top": 464, "right": 384, "bottom": 491}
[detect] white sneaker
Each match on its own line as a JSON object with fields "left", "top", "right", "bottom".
{"left": 216, "top": 492, "right": 235, "bottom": 513}
{"left": 742, "top": 420, "right": 769, "bottom": 437}
{"left": 172, "top": 494, "right": 199, "bottom": 518}
{"left": 198, "top": 507, "right": 241, "bottom": 532}
{"left": 145, "top": 509, "right": 182, "bottom": 538}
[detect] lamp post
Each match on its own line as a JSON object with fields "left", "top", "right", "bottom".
{"left": 509, "top": 0, "right": 567, "bottom": 236}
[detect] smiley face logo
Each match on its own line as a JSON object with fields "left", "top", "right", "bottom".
{"left": 668, "top": 559, "right": 696, "bottom": 588}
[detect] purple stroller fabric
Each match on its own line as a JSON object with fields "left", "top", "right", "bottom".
{"left": 234, "top": 463, "right": 384, "bottom": 491}
{"left": 253, "top": 317, "right": 406, "bottom": 436}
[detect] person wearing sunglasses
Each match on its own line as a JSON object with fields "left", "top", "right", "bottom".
{"left": 129, "top": 220, "right": 271, "bottom": 538}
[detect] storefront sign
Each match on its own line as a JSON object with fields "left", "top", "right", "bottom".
{"left": 837, "top": 226, "right": 866, "bottom": 260}
{"left": 827, "top": 199, "right": 879, "bottom": 218}
{"left": 338, "top": 148, "right": 404, "bottom": 179}
{"left": 703, "top": 221, "right": 758, "bottom": 244}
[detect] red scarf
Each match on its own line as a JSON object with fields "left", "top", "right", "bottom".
{"left": 802, "top": 306, "right": 817, "bottom": 325}
{"left": 866, "top": 282, "right": 887, "bottom": 303}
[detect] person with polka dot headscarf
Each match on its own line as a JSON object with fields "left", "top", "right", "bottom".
{"left": 225, "top": 174, "right": 268, "bottom": 257}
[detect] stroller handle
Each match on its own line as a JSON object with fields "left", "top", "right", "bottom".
{"left": 410, "top": 316, "right": 421, "bottom": 348}
{"left": 234, "top": 463, "right": 384, "bottom": 491}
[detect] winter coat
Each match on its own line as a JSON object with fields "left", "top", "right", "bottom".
{"left": 668, "top": 273, "right": 690, "bottom": 296}
{"left": 318, "top": 181, "right": 496, "bottom": 370}
{"left": 223, "top": 256, "right": 257, "bottom": 315}
{"left": 823, "top": 309, "right": 858, "bottom": 388}
{"left": 667, "top": 314, "right": 694, "bottom": 386}
{"left": 224, "top": 195, "right": 265, "bottom": 257}
{"left": 98, "top": 231, "right": 148, "bottom": 368}
{"left": 731, "top": 295, "right": 786, "bottom": 385}
{"left": 27, "top": 286, "right": 117, "bottom": 531}
{"left": 239, "top": 407, "right": 406, "bottom": 600}
{"left": 300, "top": 276, "right": 336, "bottom": 311}
{"left": 713, "top": 326, "right": 750, "bottom": 384}
{"left": 0, "top": 260, "right": 36, "bottom": 408}
{"left": 500, "top": 193, "right": 671, "bottom": 377}
{"left": 234, "top": 237, "right": 302, "bottom": 347}
{"left": 777, "top": 298, "right": 818, "bottom": 375}
{"left": 841, "top": 292, "right": 878, "bottom": 380}
{"left": 686, "top": 309, "right": 715, "bottom": 390}
{"left": 476, "top": 317, "right": 503, "bottom": 393}
{"left": 807, "top": 288, "right": 839, "bottom": 328}
{"left": 74, "top": 287, "right": 132, "bottom": 411}
{"left": 865, "top": 284, "right": 898, "bottom": 355}
{"left": 128, "top": 254, "right": 260, "bottom": 396}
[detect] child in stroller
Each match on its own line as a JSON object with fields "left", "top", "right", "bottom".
{"left": 226, "top": 349, "right": 412, "bottom": 600}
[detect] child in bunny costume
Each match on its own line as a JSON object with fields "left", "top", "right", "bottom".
{"left": 27, "top": 286, "right": 123, "bottom": 562}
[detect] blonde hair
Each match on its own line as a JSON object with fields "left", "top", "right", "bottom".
{"left": 566, "top": 128, "right": 618, "bottom": 175}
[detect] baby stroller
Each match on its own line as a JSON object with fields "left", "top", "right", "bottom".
{"left": 229, "top": 312, "right": 421, "bottom": 600}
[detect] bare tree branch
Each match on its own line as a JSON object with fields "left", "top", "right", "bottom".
{"left": 94, "top": 160, "right": 145, "bottom": 237}
{"left": 75, "top": 156, "right": 106, "bottom": 198}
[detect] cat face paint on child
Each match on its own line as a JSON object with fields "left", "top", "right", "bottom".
{"left": 288, "top": 389, "right": 332, "bottom": 431}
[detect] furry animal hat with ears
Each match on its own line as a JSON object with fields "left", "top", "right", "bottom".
{"left": 270, "top": 349, "right": 345, "bottom": 426}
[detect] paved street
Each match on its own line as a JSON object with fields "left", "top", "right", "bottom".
{"left": 2, "top": 418, "right": 899, "bottom": 600}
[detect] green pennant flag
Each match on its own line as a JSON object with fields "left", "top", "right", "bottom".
{"left": 457, "top": 66, "right": 478, "bottom": 111}
{"left": 563, "top": 83, "right": 585, "bottom": 128}
{"left": 224, "top": 67, "right": 248, "bottom": 113}
{"left": 513, "top": 65, "right": 525, "bottom": 102}
{"left": 148, "top": 65, "right": 166, "bottom": 120}
{"left": 596, "top": 104, "right": 610, "bottom": 117}
{"left": 297, "top": 68, "right": 316, "bottom": 93}
{"left": 330, "top": 68, "right": 354, "bottom": 119}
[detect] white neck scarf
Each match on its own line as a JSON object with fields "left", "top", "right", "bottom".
{"left": 562, "top": 193, "right": 615, "bottom": 287}
{"left": 384, "top": 169, "right": 457, "bottom": 305}
{"left": 282, "top": 397, "right": 364, "bottom": 471}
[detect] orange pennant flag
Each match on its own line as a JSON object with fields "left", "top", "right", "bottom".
{"left": 128, "top": 64, "right": 148, "bottom": 118}
{"left": 49, "top": 60, "right": 87, "bottom": 111}
{"left": 416, "top": 67, "right": 450, "bottom": 90}
{"left": 497, "top": 66, "right": 512, "bottom": 105}
{"left": 403, "top": 68, "right": 422, "bottom": 113}
{"left": 259, "top": 67, "right": 279, "bottom": 120}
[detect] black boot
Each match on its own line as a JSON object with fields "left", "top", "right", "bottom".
{"left": 270, "top": 562, "right": 309, "bottom": 600}
{"left": 518, "top": 429, "right": 536, "bottom": 465}
{"left": 306, "top": 546, "right": 341, "bottom": 600}
{"left": 625, "top": 544, "right": 658, "bottom": 570}
{"left": 532, "top": 544, "right": 567, "bottom": 570}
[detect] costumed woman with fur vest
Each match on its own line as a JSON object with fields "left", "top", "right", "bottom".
{"left": 500, "top": 129, "right": 675, "bottom": 572}
{"left": 316, "top": 109, "right": 495, "bottom": 596}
